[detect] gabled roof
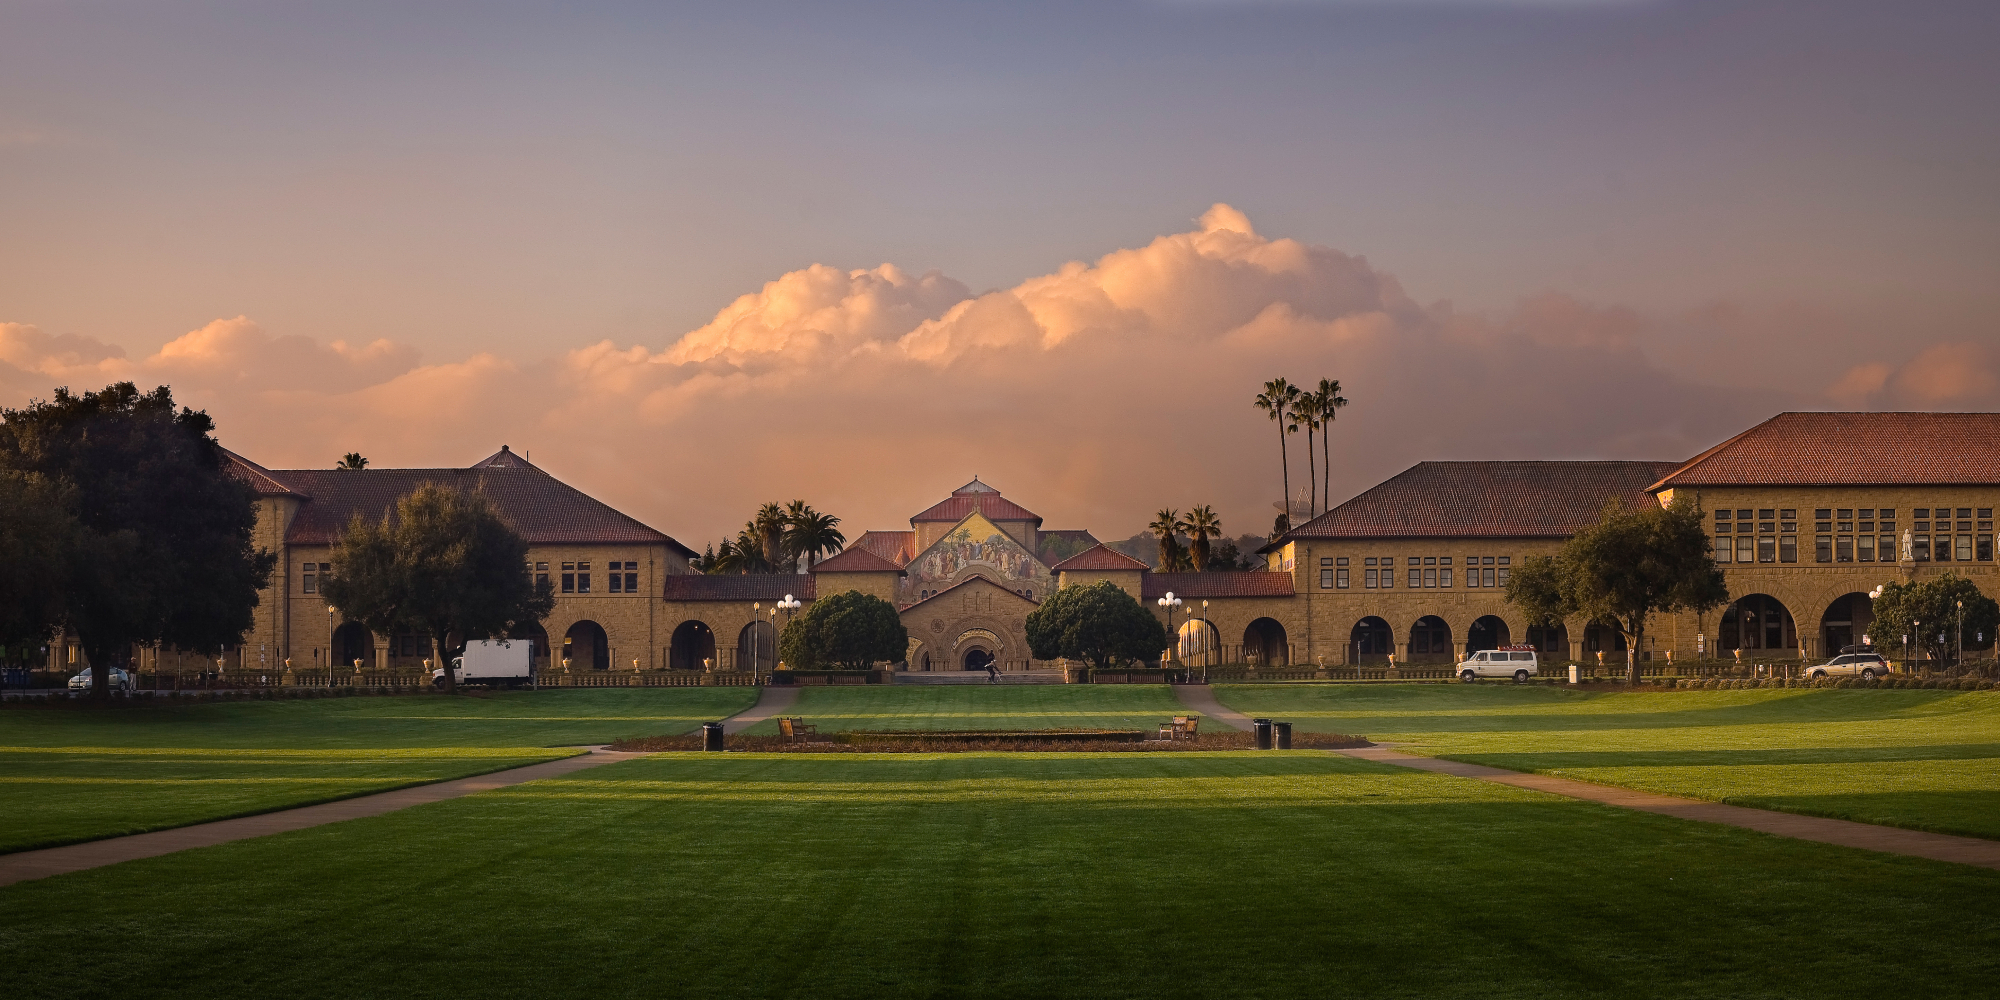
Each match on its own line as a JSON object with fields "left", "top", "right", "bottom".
{"left": 661, "top": 575, "right": 816, "bottom": 602}
{"left": 911, "top": 481, "right": 1042, "bottom": 524}
{"left": 1052, "top": 544, "right": 1149, "bottom": 572}
{"left": 1142, "top": 572, "right": 1294, "bottom": 599}
{"left": 1648, "top": 412, "right": 2000, "bottom": 491}
{"left": 901, "top": 574, "right": 1039, "bottom": 610}
{"left": 1272, "top": 461, "right": 1681, "bottom": 547}
{"left": 230, "top": 448, "right": 694, "bottom": 556}
{"left": 222, "top": 449, "right": 300, "bottom": 497}
{"left": 810, "top": 546, "right": 906, "bottom": 574}
{"left": 853, "top": 530, "right": 917, "bottom": 566}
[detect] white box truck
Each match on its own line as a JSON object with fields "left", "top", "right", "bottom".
{"left": 434, "top": 639, "right": 535, "bottom": 687}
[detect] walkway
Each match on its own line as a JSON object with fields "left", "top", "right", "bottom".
{"left": 1, "top": 690, "right": 788, "bottom": 887}
{"left": 1172, "top": 684, "right": 2000, "bottom": 871}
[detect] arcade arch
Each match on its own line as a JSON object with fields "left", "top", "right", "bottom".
{"left": 563, "top": 620, "right": 609, "bottom": 670}
{"left": 1466, "top": 616, "right": 1511, "bottom": 654}
{"left": 1350, "top": 617, "right": 1392, "bottom": 663}
{"left": 1244, "top": 618, "right": 1289, "bottom": 665}
{"left": 1720, "top": 594, "right": 1795, "bottom": 652}
{"left": 669, "top": 620, "right": 716, "bottom": 671}
{"left": 737, "top": 620, "right": 777, "bottom": 672}
{"left": 1407, "top": 615, "right": 1453, "bottom": 663}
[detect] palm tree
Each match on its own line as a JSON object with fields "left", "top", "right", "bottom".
{"left": 1185, "top": 505, "right": 1222, "bottom": 572}
{"left": 336, "top": 452, "right": 368, "bottom": 470}
{"left": 1150, "top": 508, "right": 1189, "bottom": 571}
{"left": 785, "top": 503, "right": 846, "bottom": 570}
{"left": 1253, "top": 379, "right": 1301, "bottom": 532}
{"left": 1314, "top": 378, "right": 1348, "bottom": 512}
{"left": 1293, "top": 393, "right": 1323, "bottom": 519}
{"left": 754, "top": 502, "right": 786, "bottom": 570}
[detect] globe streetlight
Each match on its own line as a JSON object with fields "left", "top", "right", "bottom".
{"left": 1157, "top": 591, "right": 1183, "bottom": 668}
{"left": 777, "top": 595, "right": 803, "bottom": 674}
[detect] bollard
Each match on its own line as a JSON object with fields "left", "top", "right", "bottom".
{"left": 1569, "top": 664, "right": 1580, "bottom": 685}
{"left": 702, "top": 721, "right": 725, "bottom": 751}
{"left": 1252, "top": 718, "right": 1274, "bottom": 750}
{"left": 1273, "top": 721, "right": 1292, "bottom": 749}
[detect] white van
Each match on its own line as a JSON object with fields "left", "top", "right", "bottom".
{"left": 433, "top": 639, "right": 535, "bottom": 687}
{"left": 1458, "top": 646, "right": 1539, "bottom": 683}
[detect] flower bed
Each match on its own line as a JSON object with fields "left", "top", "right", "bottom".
{"left": 610, "top": 729, "right": 1372, "bottom": 753}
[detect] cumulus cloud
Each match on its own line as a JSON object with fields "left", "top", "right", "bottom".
{"left": 1827, "top": 342, "right": 2000, "bottom": 408}
{"left": 2, "top": 205, "right": 1827, "bottom": 543}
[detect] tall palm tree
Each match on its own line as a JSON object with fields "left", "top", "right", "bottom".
{"left": 1293, "top": 393, "right": 1323, "bottom": 519}
{"left": 754, "top": 502, "right": 786, "bottom": 570}
{"left": 1185, "top": 505, "right": 1222, "bottom": 572}
{"left": 1315, "top": 378, "right": 1348, "bottom": 513}
{"left": 784, "top": 503, "right": 846, "bottom": 570}
{"left": 1253, "top": 379, "right": 1301, "bottom": 532}
{"left": 1150, "top": 508, "right": 1189, "bottom": 572}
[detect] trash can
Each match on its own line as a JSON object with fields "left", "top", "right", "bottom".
{"left": 702, "top": 721, "right": 725, "bottom": 751}
{"left": 1273, "top": 721, "right": 1292, "bottom": 749}
{"left": 1252, "top": 718, "right": 1274, "bottom": 750}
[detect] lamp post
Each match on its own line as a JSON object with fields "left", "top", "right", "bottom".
{"left": 750, "top": 601, "right": 762, "bottom": 683}
{"left": 1957, "top": 601, "right": 1964, "bottom": 672}
{"left": 1201, "top": 599, "right": 1211, "bottom": 682}
{"left": 1156, "top": 591, "right": 1183, "bottom": 667}
{"left": 777, "top": 595, "right": 803, "bottom": 675}
{"left": 326, "top": 605, "right": 335, "bottom": 689}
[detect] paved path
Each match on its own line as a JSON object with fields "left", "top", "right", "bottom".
{"left": 0, "top": 690, "right": 786, "bottom": 887}
{"left": 722, "top": 684, "right": 799, "bottom": 733}
{"left": 0, "top": 749, "right": 645, "bottom": 888}
{"left": 1174, "top": 683, "right": 2000, "bottom": 870}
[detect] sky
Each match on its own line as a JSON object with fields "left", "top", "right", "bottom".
{"left": 3, "top": 0, "right": 1998, "bottom": 548}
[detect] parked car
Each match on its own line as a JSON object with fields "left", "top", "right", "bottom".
{"left": 1805, "top": 652, "right": 1889, "bottom": 680}
{"left": 1458, "top": 647, "right": 1539, "bottom": 684}
{"left": 67, "top": 667, "right": 134, "bottom": 692}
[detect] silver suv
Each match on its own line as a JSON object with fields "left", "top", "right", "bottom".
{"left": 1804, "top": 652, "right": 1889, "bottom": 681}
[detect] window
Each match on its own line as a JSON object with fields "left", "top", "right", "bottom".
{"left": 1364, "top": 557, "right": 1376, "bottom": 566}
{"left": 1423, "top": 568, "right": 1437, "bottom": 588}
{"left": 1880, "top": 509, "right": 1897, "bottom": 521}
{"left": 608, "top": 570, "right": 623, "bottom": 593}
{"left": 1441, "top": 568, "right": 1453, "bottom": 588}
{"left": 1715, "top": 510, "right": 1731, "bottom": 524}
{"left": 535, "top": 562, "right": 548, "bottom": 590}
{"left": 1915, "top": 535, "right": 1930, "bottom": 561}
{"left": 1483, "top": 567, "right": 1497, "bottom": 586}
{"left": 1758, "top": 509, "right": 1774, "bottom": 520}
{"left": 1858, "top": 534, "right": 1874, "bottom": 562}
{"left": 1758, "top": 536, "right": 1776, "bottom": 563}
{"left": 1958, "top": 534, "right": 1974, "bottom": 561}
{"left": 1424, "top": 556, "right": 1437, "bottom": 566}
{"left": 1815, "top": 508, "right": 1832, "bottom": 520}
{"left": 1365, "top": 569, "right": 1378, "bottom": 588}
{"left": 1837, "top": 508, "right": 1853, "bottom": 519}
{"left": 1336, "top": 568, "right": 1350, "bottom": 588}
{"left": 1381, "top": 564, "right": 1393, "bottom": 589}
{"left": 1836, "top": 536, "right": 1853, "bottom": 562}
{"left": 1982, "top": 534, "right": 1994, "bottom": 562}
{"left": 1409, "top": 568, "right": 1422, "bottom": 588}
{"left": 302, "top": 562, "right": 318, "bottom": 594}
{"left": 561, "top": 562, "right": 575, "bottom": 594}
{"left": 624, "top": 561, "right": 640, "bottom": 593}
{"left": 1320, "top": 568, "right": 1335, "bottom": 589}
{"left": 577, "top": 562, "right": 591, "bottom": 593}
{"left": 1497, "top": 556, "right": 1510, "bottom": 585}
{"left": 1814, "top": 535, "right": 1830, "bottom": 563}
{"left": 1959, "top": 507, "right": 1972, "bottom": 519}
{"left": 1779, "top": 536, "right": 1798, "bottom": 563}
{"left": 1915, "top": 508, "right": 1930, "bottom": 519}
{"left": 1780, "top": 509, "right": 1796, "bottom": 520}
{"left": 1746, "top": 536, "right": 1763, "bottom": 563}
{"left": 1715, "top": 535, "right": 1731, "bottom": 563}
{"left": 1465, "top": 556, "right": 1480, "bottom": 586}
{"left": 1881, "top": 533, "right": 1897, "bottom": 562}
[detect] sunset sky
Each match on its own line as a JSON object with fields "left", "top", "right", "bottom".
{"left": 4, "top": 0, "right": 1997, "bottom": 548}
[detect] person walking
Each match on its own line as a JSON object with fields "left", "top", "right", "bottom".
{"left": 986, "top": 661, "right": 999, "bottom": 684}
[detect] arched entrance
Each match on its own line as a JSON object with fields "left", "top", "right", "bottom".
{"left": 1720, "top": 594, "right": 1795, "bottom": 653}
{"left": 1243, "top": 618, "right": 1289, "bottom": 665}
{"left": 563, "top": 620, "right": 609, "bottom": 671}
{"left": 1820, "top": 593, "right": 1875, "bottom": 655}
{"left": 332, "top": 622, "right": 373, "bottom": 669}
{"left": 1177, "top": 619, "right": 1221, "bottom": 665}
{"left": 1466, "top": 616, "right": 1510, "bottom": 654}
{"left": 736, "top": 621, "right": 777, "bottom": 672}
{"left": 1350, "top": 617, "right": 1391, "bottom": 664}
{"left": 1584, "top": 620, "right": 1628, "bottom": 656}
{"left": 963, "top": 648, "right": 994, "bottom": 671}
{"left": 1408, "top": 616, "right": 1453, "bottom": 663}
{"left": 1526, "top": 622, "right": 1569, "bottom": 659}
{"left": 503, "top": 623, "right": 549, "bottom": 672}
{"left": 955, "top": 628, "right": 1001, "bottom": 670}
{"left": 669, "top": 620, "right": 715, "bottom": 671}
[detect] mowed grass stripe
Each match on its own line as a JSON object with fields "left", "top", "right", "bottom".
{"left": 3, "top": 752, "right": 1996, "bottom": 1000}
{"left": 1216, "top": 684, "right": 2000, "bottom": 839}
{"left": 741, "top": 685, "right": 1199, "bottom": 733}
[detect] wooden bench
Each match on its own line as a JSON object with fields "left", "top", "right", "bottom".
{"left": 778, "top": 717, "right": 819, "bottom": 743}
{"left": 1156, "top": 716, "right": 1199, "bottom": 741}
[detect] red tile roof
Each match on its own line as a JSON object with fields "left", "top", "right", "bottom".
{"left": 229, "top": 450, "right": 693, "bottom": 555}
{"left": 661, "top": 575, "right": 816, "bottom": 602}
{"left": 1649, "top": 412, "right": 2000, "bottom": 490}
{"left": 853, "top": 530, "right": 916, "bottom": 566}
{"left": 810, "top": 546, "right": 906, "bottom": 574}
{"left": 1142, "top": 572, "right": 1295, "bottom": 599}
{"left": 1279, "top": 461, "right": 1682, "bottom": 543}
{"left": 1052, "top": 544, "right": 1149, "bottom": 572}
{"left": 911, "top": 481, "right": 1042, "bottom": 524}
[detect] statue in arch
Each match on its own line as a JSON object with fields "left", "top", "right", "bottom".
{"left": 1902, "top": 528, "right": 1914, "bottom": 564}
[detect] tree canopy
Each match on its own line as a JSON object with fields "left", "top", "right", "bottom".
{"left": 0, "top": 472, "right": 81, "bottom": 661}
{"left": 777, "top": 589, "right": 906, "bottom": 670}
{"left": 319, "top": 483, "right": 554, "bottom": 691}
{"left": 1505, "top": 496, "right": 1728, "bottom": 684}
{"left": 1869, "top": 573, "right": 2000, "bottom": 663}
{"left": 1025, "top": 580, "right": 1168, "bottom": 669}
{"left": 0, "top": 382, "right": 273, "bottom": 695}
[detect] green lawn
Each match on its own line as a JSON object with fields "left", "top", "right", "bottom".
{"left": 3, "top": 751, "right": 1994, "bottom": 999}
{"left": 1214, "top": 684, "right": 2000, "bottom": 839}
{"left": 746, "top": 684, "right": 1199, "bottom": 734}
{"left": 0, "top": 688, "right": 757, "bottom": 852}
